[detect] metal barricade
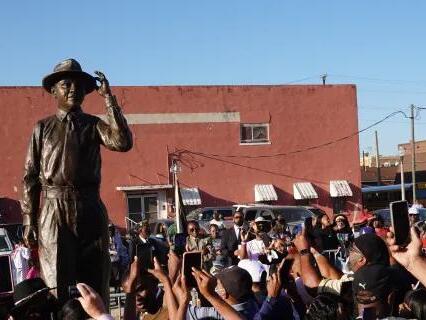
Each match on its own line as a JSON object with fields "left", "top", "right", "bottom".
{"left": 125, "top": 217, "right": 139, "bottom": 233}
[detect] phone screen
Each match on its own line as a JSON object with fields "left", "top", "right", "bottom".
{"left": 0, "top": 255, "right": 13, "bottom": 295}
{"left": 182, "top": 251, "right": 202, "bottom": 288}
{"left": 174, "top": 233, "right": 187, "bottom": 255}
{"left": 362, "top": 307, "right": 376, "bottom": 320}
{"left": 136, "top": 245, "right": 154, "bottom": 271}
{"left": 390, "top": 200, "right": 410, "bottom": 246}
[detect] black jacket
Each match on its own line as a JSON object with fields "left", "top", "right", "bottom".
{"left": 220, "top": 224, "right": 249, "bottom": 266}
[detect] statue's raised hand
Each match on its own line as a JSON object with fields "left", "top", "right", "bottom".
{"left": 94, "top": 71, "right": 112, "bottom": 98}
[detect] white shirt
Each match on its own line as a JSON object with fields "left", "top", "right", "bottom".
{"left": 234, "top": 225, "right": 242, "bottom": 240}
{"left": 139, "top": 236, "right": 148, "bottom": 243}
{"left": 246, "top": 239, "right": 269, "bottom": 273}
{"left": 246, "top": 239, "right": 265, "bottom": 260}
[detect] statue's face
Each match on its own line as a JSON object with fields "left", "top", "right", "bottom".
{"left": 51, "top": 77, "right": 85, "bottom": 111}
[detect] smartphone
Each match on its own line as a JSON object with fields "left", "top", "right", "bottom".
{"left": 174, "top": 233, "right": 187, "bottom": 255}
{"left": 390, "top": 200, "right": 410, "bottom": 246}
{"left": 362, "top": 307, "right": 376, "bottom": 320}
{"left": 136, "top": 245, "right": 154, "bottom": 271}
{"left": 182, "top": 251, "right": 202, "bottom": 288}
{"left": 68, "top": 285, "right": 81, "bottom": 299}
{"left": 304, "top": 217, "right": 313, "bottom": 233}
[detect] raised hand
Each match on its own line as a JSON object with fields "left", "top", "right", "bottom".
{"left": 77, "top": 283, "right": 108, "bottom": 319}
{"left": 267, "top": 272, "right": 282, "bottom": 298}
{"left": 293, "top": 227, "right": 310, "bottom": 252}
{"left": 387, "top": 226, "right": 423, "bottom": 271}
{"left": 94, "top": 70, "right": 112, "bottom": 98}
{"left": 121, "top": 256, "right": 139, "bottom": 293}
{"left": 192, "top": 268, "right": 217, "bottom": 298}
{"left": 148, "top": 257, "right": 169, "bottom": 284}
{"left": 173, "top": 275, "right": 190, "bottom": 305}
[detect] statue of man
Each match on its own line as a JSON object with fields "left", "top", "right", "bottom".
{"left": 21, "top": 59, "right": 133, "bottom": 305}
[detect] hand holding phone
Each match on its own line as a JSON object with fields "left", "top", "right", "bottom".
{"left": 390, "top": 200, "right": 410, "bottom": 246}
{"left": 182, "top": 251, "right": 202, "bottom": 288}
{"left": 136, "top": 244, "right": 154, "bottom": 271}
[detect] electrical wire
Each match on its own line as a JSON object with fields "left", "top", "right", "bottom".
{"left": 174, "top": 110, "right": 409, "bottom": 160}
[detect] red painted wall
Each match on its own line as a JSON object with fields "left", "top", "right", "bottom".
{"left": 0, "top": 85, "right": 361, "bottom": 228}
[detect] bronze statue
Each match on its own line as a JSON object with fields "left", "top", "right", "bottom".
{"left": 21, "top": 59, "right": 133, "bottom": 305}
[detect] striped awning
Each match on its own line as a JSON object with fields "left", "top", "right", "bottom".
{"left": 330, "top": 180, "right": 353, "bottom": 197}
{"left": 180, "top": 187, "right": 202, "bottom": 206}
{"left": 254, "top": 184, "right": 278, "bottom": 202}
{"left": 293, "top": 182, "right": 318, "bottom": 200}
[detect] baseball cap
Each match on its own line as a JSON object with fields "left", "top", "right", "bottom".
{"left": 238, "top": 259, "right": 266, "bottom": 283}
{"left": 353, "top": 264, "right": 394, "bottom": 304}
{"left": 409, "top": 207, "right": 419, "bottom": 215}
{"left": 354, "top": 233, "right": 389, "bottom": 265}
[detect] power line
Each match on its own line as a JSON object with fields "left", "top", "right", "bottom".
{"left": 329, "top": 74, "right": 426, "bottom": 85}
{"left": 175, "top": 110, "right": 409, "bottom": 160}
{"left": 283, "top": 75, "right": 320, "bottom": 84}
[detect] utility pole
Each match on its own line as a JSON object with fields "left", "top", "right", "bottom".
{"left": 362, "top": 150, "right": 366, "bottom": 171}
{"left": 321, "top": 73, "right": 327, "bottom": 85}
{"left": 399, "top": 146, "right": 406, "bottom": 201}
{"left": 170, "top": 160, "right": 183, "bottom": 233}
{"left": 411, "top": 104, "right": 417, "bottom": 203}
{"left": 375, "top": 131, "right": 381, "bottom": 186}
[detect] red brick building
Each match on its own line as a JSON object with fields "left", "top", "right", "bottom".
{"left": 0, "top": 85, "right": 361, "bottom": 229}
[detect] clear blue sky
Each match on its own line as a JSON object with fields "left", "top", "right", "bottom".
{"left": 1, "top": 1, "right": 426, "bottom": 155}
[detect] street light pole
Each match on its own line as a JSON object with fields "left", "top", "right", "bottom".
{"left": 399, "top": 146, "right": 405, "bottom": 201}
{"left": 411, "top": 105, "right": 417, "bottom": 203}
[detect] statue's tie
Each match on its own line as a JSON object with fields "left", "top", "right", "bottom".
{"left": 62, "top": 113, "right": 79, "bottom": 183}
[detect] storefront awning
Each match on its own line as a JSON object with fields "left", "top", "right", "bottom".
{"left": 330, "top": 180, "right": 353, "bottom": 197}
{"left": 116, "top": 184, "right": 173, "bottom": 192}
{"left": 293, "top": 182, "right": 318, "bottom": 200}
{"left": 254, "top": 184, "right": 278, "bottom": 202}
{"left": 180, "top": 187, "right": 202, "bottom": 206}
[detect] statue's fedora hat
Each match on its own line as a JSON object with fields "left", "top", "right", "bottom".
{"left": 42, "top": 58, "right": 97, "bottom": 94}
{"left": 9, "top": 278, "right": 54, "bottom": 315}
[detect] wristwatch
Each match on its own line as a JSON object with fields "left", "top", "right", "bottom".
{"left": 299, "top": 248, "right": 310, "bottom": 256}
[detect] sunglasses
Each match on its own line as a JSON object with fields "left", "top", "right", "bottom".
{"left": 189, "top": 228, "right": 198, "bottom": 232}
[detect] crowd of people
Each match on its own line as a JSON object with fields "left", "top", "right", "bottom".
{"left": 5, "top": 205, "right": 426, "bottom": 320}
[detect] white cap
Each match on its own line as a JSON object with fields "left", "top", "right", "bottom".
{"left": 238, "top": 259, "right": 266, "bottom": 283}
{"left": 409, "top": 207, "right": 419, "bottom": 215}
{"left": 255, "top": 216, "right": 267, "bottom": 223}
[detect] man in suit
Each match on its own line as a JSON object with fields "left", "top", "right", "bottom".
{"left": 128, "top": 220, "right": 164, "bottom": 269}
{"left": 220, "top": 210, "right": 248, "bottom": 266}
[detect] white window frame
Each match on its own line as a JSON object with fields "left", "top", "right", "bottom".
{"left": 240, "top": 123, "right": 270, "bottom": 145}
{"left": 126, "top": 194, "right": 159, "bottom": 222}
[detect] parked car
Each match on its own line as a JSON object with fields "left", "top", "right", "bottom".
{"left": 233, "top": 204, "right": 324, "bottom": 232}
{"left": 373, "top": 208, "right": 426, "bottom": 227}
{"left": 187, "top": 207, "right": 235, "bottom": 230}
